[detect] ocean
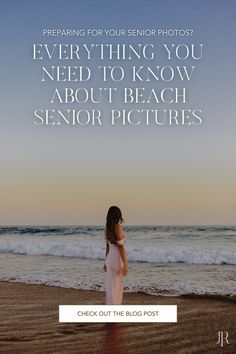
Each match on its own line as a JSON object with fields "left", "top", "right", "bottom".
{"left": 0, "top": 225, "right": 235, "bottom": 296}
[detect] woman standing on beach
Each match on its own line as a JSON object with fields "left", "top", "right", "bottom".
{"left": 104, "top": 206, "right": 128, "bottom": 305}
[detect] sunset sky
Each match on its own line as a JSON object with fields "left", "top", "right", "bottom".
{"left": 1, "top": 0, "right": 236, "bottom": 225}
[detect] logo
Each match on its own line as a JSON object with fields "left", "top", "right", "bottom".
{"left": 217, "top": 331, "right": 229, "bottom": 347}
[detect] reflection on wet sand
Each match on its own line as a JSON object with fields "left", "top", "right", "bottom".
{"left": 104, "top": 323, "right": 124, "bottom": 354}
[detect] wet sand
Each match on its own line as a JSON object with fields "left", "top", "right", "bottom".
{"left": 0, "top": 281, "right": 235, "bottom": 353}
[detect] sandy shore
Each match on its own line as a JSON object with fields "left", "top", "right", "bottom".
{"left": 0, "top": 281, "right": 235, "bottom": 354}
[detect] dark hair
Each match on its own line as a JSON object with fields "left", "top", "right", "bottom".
{"left": 106, "top": 206, "right": 123, "bottom": 243}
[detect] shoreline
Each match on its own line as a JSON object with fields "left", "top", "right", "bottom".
{"left": 1, "top": 281, "right": 235, "bottom": 353}
{"left": 1, "top": 279, "right": 235, "bottom": 301}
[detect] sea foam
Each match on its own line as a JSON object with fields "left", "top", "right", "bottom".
{"left": 0, "top": 234, "right": 235, "bottom": 265}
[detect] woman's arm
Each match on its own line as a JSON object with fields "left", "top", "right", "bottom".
{"left": 115, "top": 224, "right": 128, "bottom": 276}
{"left": 118, "top": 245, "right": 128, "bottom": 276}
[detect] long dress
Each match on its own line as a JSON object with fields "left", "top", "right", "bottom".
{"left": 105, "top": 238, "right": 125, "bottom": 305}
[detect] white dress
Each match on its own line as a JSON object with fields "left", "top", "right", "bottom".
{"left": 105, "top": 238, "right": 125, "bottom": 305}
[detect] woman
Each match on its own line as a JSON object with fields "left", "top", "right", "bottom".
{"left": 104, "top": 206, "right": 128, "bottom": 305}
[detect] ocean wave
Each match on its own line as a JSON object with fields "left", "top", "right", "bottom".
{"left": 0, "top": 236, "right": 235, "bottom": 265}
{"left": 0, "top": 226, "right": 104, "bottom": 236}
{"left": 1, "top": 277, "right": 235, "bottom": 297}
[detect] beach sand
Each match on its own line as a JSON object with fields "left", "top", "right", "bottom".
{"left": 0, "top": 281, "right": 235, "bottom": 354}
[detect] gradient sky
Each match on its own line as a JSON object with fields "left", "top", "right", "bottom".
{"left": 0, "top": 0, "right": 236, "bottom": 225}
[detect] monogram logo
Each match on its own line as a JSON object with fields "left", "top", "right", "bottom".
{"left": 217, "top": 331, "right": 229, "bottom": 347}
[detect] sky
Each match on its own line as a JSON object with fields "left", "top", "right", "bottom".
{"left": 0, "top": 0, "right": 236, "bottom": 225}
